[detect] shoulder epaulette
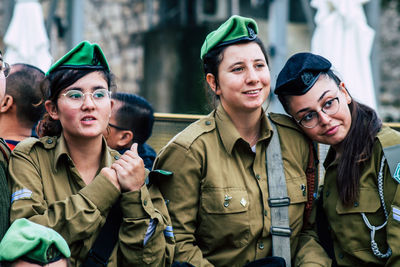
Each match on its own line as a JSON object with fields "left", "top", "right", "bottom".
{"left": 13, "top": 136, "right": 57, "bottom": 154}
{"left": 167, "top": 115, "right": 216, "bottom": 150}
{"left": 377, "top": 126, "right": 400, "bottom": 182}
{"left": 268, "top": 112, "right": 302, "bottom": 133}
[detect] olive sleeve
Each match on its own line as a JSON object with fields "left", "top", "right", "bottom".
{"left": 8, "top": 147, "right": 120, "bottom": 244}
{"left": 118, "top": 184, "right": 175, "bottom": 266}
{"left": 154, "top": 142, "right": 214, "bottom": 267}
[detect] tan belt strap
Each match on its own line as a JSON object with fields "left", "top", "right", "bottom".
{"left": 266, "top": 119, "right": 292, "bottom": 267}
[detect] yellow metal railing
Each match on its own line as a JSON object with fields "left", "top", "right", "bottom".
{"left": 148, "top": 113, "right": 400, "bottom": 153}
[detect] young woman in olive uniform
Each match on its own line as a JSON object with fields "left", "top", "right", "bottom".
{"left": 8, "top": 41, "right": 174, "bottom": 266}
{"left": 275, "top": 52, "right": 400, "bottom": 266}
{"left": 153, "top": 16, "right": 330, "bottom": 267}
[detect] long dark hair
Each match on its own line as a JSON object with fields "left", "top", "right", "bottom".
{"left": 279, "top": 71, "right": 382, "bottom": 205}
{"left": 202, "top": 37, "right": 269, "bottom": 108}
{"left": 37, "top": 68, "right": 115, "bottom": 137}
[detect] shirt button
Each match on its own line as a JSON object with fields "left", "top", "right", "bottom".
{"left": 205, "top": 121, "right": 211, "bottom": 126}
{"left": 46, "top": 138, "right": 53, "bottom": 144}
{"left": 264, "top": 210, "right": 268, "bottom": 216}
{"left": 258, "top": 241, "right": 264, "bottom": 250}
{"left": 114, "top": 155, "right": 120, "bottom": 160}
{"left": 255, "top": 174, "right": 260, "bottom": 180}
{"left": 354, "top": 202, "right": 359, "bottom": 207}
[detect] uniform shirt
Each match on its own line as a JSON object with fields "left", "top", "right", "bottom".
{"left": 0, "top": 138, "right": 10, "bottom": 241}
{"left": 153, "top": 105, "right": 330, "bottom": 267}
{"left": 322, "top": 126, "right": 400, "bottom": 266}
{"left": 8, "top": 134, "right": 174, "bottom": 266}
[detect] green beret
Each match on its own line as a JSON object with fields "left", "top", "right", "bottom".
{"left": 46, "top": 40, "right": 110, "bottom": 75}
{"left": 200, "top": 15, "right": 258, "bottom": 59}
{"left": 0, "top": 218, "right": 70, "bottom": 264}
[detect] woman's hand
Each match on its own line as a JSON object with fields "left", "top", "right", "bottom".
{"left": 111, "top": 143, "right": 145, "bottom": 192}
{"left": 100, "top": 167, "right": 121, "bottom": 191}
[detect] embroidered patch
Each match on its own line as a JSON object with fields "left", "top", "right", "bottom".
{"left": 393, "top": 163, "right": 400, "bottom": 183}
{"left": 11, "top": 189, "right": 33, "bottom": 203}
{"left": 393, "top": 206, "right": 400, "bottom": 222}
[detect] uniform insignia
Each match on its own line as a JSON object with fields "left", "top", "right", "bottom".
{"left": 11, "top": 188, "right": 33, "bottom": 203}
{"left": 394, "top": 163, "right": 400, "bottom": 183}
{"left": 240, "top": 198, "right": 247, "bottom": 207}
{"left": 393, "top": 206, "right": 400, "bottom": 222}
{"left": 224, "top": 195, "right": 232, "bottom": 207}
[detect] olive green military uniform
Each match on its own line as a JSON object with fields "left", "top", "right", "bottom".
{"left": 0, "top": 138, "right": 10, "bottom": 241}
{"left": 153, "top": 104, "right": 331, "bottom": 267}
{"left": 8, "top": 135, "right": 174, "bottom": 266}
{"left": 321, "top": 126, "right": 400, "bottom": 266}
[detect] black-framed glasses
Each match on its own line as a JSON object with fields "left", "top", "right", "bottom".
{"left": 108, "top": 123, "right": 129, "bottom": 131}
{"left": 0, "top": 61, "right": 10, "bottom": 78}
{"left": 296, "top": 97, "right": 340, "bottom": 128}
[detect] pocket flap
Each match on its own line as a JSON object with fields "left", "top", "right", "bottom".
{"left": 336, "top": 188, "right": 381, "bottom": 214}
{"left": 201, "top": 187, "right": 249, "bottom": 214}
{"left": 286, "top": 175, "right": 307, "bottom": 204}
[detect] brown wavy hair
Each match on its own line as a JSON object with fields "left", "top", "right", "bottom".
{"left": 37, "top": 68, "right": 115, "bottom": 137}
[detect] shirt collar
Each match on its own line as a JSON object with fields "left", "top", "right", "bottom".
{"left": 54, "top": 134, "right": 113, "bottom": 171}
{"left": 215, "top": 104, "right": 272, "bottom": 154}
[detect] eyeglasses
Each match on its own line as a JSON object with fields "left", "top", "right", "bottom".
{"left": 296, "top": 96, "right": 340, "bottom": 128}
{"left": 0, "top": 61, "right": 10, "bottom": 78}
{"left": 60, "top": 89, "right": 111, "bottom": 107}
{"left": 108, "top": 122, "right": 129, "bottom": 131}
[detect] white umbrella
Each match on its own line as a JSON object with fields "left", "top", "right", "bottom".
{"left": 311, "top": 0, "right": 377, "bottom": 110}
{"left": 4, "top": 0, "right": 52, "bottom": 72}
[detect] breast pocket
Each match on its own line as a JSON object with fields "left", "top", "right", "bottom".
{"left": 286, "top": 175, "right": 308, "bottom": 235}
{"left": 334, "top": 188, "right": 382, "bottom": 251}
{"left": 199, "top": 187, "right": 250, "bottom": 248}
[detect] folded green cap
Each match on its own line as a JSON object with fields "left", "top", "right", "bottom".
{"left": 46, "top": 40, "right": 110, "bottom": 75}
{"left": 200, "top": 15, "right": 258, "bottom": 60}
{"left": 0, "top": 218, "right": 71, "bottom": 264}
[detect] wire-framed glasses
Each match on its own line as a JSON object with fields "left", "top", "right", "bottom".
{"left": 296, "top": 96, "right": 340, "bottom": 128}
{"left": 60, "top": 89, "right": 111, "bottom": 107}
{"left": 0, "top": 61, "right": 10, "bottom": 78}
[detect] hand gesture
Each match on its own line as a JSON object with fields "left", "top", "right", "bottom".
{"left": 111, "top": 143, "right": 145, "bottom": 192}
{"left": 100, "top": 167, "right": 121, "bottom": 191}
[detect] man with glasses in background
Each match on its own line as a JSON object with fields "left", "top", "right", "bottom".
{"left": 0, "top": 51, "right": 12, "bottom": 241}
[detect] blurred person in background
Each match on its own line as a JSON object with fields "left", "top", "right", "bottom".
{"left": 0, "top": 51, "right": 12, "bottom": 241}
{"left": 104, "top": 92, "right": 156, "bottom": 169}
{"left": 0, "top": 63, "right": 45, "bottom": 150}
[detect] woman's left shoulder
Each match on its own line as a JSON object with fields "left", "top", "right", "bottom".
{"left": 376, "top": 125, "right": 400, "bottom": 148}
{"left": 268, "top": 112, "right": 304, "bottom": 135}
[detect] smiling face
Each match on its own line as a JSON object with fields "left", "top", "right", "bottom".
{"left": 287, "top": 75, "right": 352, "bottom": 147}
{"left": 45, "top": 71, "right": 112, "bottom": 141}
{"left": 206, "top": 42, "right": 270, "bottom": 116}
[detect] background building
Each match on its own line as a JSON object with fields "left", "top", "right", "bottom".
{"left": 0, "top": 0, "right": 399, "bottom": 121}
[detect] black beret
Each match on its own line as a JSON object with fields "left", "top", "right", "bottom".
{"left": 274, "top": 52, "right": 332, "bottom": 96}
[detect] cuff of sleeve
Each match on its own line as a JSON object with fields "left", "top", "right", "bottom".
{"left": 120, "top": 185, "right": 152, "bottom": 219}
{"left": 79, "top": 173, "right": 120, "bottom": 214}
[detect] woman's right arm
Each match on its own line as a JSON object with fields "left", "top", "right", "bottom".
{"left": 154, "top": 141, "right": 214, "bottom": 267}
{"left": 8, "top": 145, "right": 121, "bottom": 244}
